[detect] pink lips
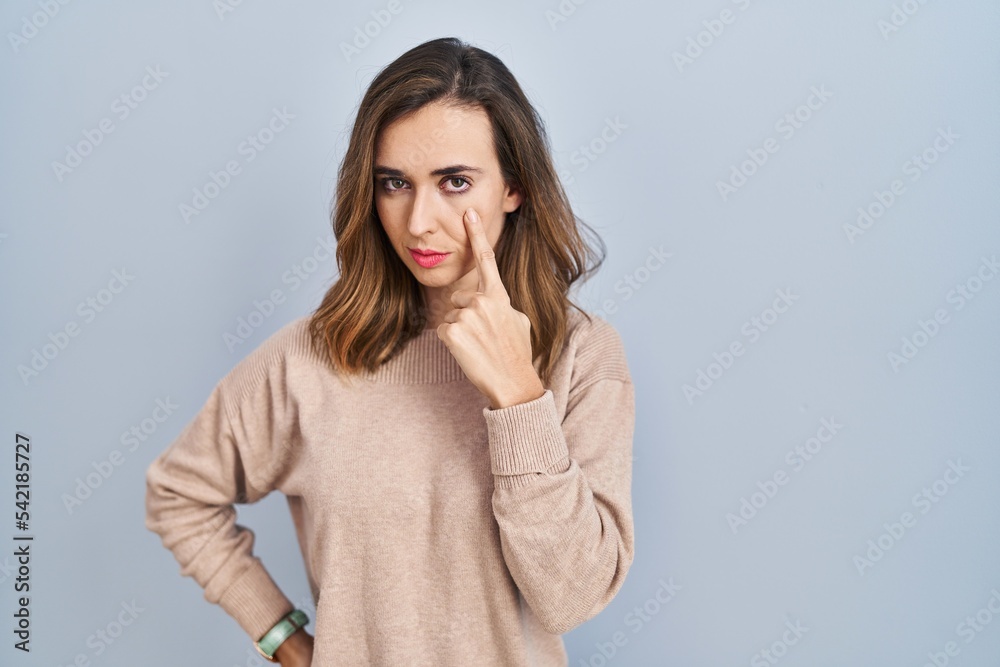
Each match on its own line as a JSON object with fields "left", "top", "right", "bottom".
{"left": 408, "top": 249, "right": 450, "bottom": 268}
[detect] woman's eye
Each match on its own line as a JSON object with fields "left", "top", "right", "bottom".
{"left": 445, "top": 177, "right": 470, "bottom": 192}
{"left": 379, "top": 176, "right": 469, "bottom": 193}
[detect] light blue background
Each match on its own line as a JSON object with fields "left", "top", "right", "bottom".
{"left": 2, "top": 1, "right": 999, "bottom": 665}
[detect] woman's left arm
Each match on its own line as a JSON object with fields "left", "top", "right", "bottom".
{"left": 482, "top": 371, "right": 635, "bottom": 636}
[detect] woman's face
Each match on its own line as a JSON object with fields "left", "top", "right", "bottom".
{"left": 373, "top": 100, "right": 522, "bottom": 301}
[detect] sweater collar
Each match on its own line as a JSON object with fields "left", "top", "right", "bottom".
{"left": 348, "top": 307, "right": 584, "bottom": 384}
{"left": 358, "top": 329, "right": 469, "bottom": 384}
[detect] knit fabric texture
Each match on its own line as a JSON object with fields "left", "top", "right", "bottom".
{"left": 144, "top": 307, "right": 635, "bottom": 666}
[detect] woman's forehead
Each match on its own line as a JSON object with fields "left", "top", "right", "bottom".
{"left": 375, "top": 105, "right": 497, "bottom": 174}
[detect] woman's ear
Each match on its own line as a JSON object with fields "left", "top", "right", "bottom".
{"left": 502, "top": 184, "right": 523, "bottom": 214}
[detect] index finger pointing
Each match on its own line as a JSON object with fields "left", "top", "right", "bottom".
{"left": 465, "top": 207, "right": 502, "bottom": 294}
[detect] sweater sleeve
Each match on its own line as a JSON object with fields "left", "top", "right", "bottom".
{"left": 482, "top": 320, "right": 635, "bottom": 635}
{"left": 144, "top": 345, "right": 299, "bottom": 642}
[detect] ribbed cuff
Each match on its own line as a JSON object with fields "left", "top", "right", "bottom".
{"left": 482, "top": 389, "right": 570, "bottom": 475}
{"left": 216, "top": 558, "right": 296, "bottom": 641}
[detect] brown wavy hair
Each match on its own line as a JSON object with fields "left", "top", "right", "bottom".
{"left": 308, "top": 36, "right": 606, "bottom": 387}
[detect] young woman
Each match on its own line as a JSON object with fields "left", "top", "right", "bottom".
{"left": 145, "top": 36, "right": 636, "bottom": 666}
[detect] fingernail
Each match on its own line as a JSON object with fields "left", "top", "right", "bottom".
{"left": 467, "top": 208, "right": 479, "bottom": 222}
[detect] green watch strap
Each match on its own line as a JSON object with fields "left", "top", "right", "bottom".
{"left": 255, "top": 609, "right": 309, "bottom": 659}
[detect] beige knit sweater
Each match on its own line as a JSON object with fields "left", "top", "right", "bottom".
{"left": 144, "top": 308, "right": 635, "bottom": 666}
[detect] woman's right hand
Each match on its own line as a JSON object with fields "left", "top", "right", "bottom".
{"left": 274, "top": 627, "right": 314, "bottom": 666}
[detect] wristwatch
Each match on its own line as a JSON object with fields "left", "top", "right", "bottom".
{"left": 254, "top": 609, "right": 310, "bottom": 662}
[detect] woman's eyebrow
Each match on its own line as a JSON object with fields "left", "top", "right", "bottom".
{"left": 373, "top": 164, "right": 484, "bottom": 178}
